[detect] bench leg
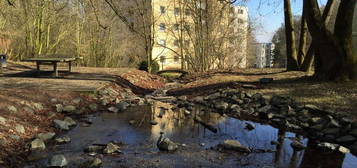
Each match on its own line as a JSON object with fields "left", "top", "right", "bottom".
{"left": 68, "top": 62, "right": 72, "bottom": 72}
{"left": 53, "top": 62, "right": 58, "bottom": 77}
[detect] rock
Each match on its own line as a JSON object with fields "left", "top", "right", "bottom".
{"left": 87, "top": 158, "right": 102, "bottom": 168}
{"left": 270, "top": 96, "right": 294, "bottom": 107}
{"left": 10, "top": 135, "right": 20, "bottom": 140}
{"left": 116, "top": 102, "right": 130, "bottom": 112}
{"left": 215, "top": 102, "right": 229, "bottom": 111}
{"left": 50, "top": 98, "right": 57, "bottom": 103}
{"left": 37, "top": 132, "right": 56, "bottom": 141}
{"left": 150, "top": 120, "right": 158, "bottom": 125}
{"left": 0, "top": 138, "right": 6, "bottom": 145}
{"left": 317, "top": 142, "right": 338, "bottom": 152}
{"left": 63, "top": 105, "right": 76, "bottom": 113}
{"left": 47, "top": 112, "right": 57, "bottom": 118}
{"left": 245, "top": 123, "right": 255, "bottom": 131}
{"left": 351, "top": 142, "right": 357, "bottom": 154}
{"left": 55, "top": 136, "right": 71, "bottom": 144}
{"left": 338, "top": 146, "right": 350, "bottom": 154}
{"left": 64, "top": 117, "right": 77, "bottom": 127}
{"left": 336, "top": 135, "right": 356, "bottom": 144}
{"left": 129, "top": 120, "right": 136, "bottom": 125}
{"left": 85, "top": 145, "right": 105, "bottom": 153}
{"left": 103, "top": 143, "right": 120, "bottom": 154}
{"left": 55, "top": 104, "right": 63, "bottom": 113}
{"left": 242, "top": 84, "right": 258, "bottom": 89}
{"left": 72, "top": 98, "right": 82, "bottom": 104}
{"left": 157, "top": 136, "right": 179, "bottom": 152}
{"left": 310, "top": 117, "right": 323, "bottom": 124}
{"left": 218, "top": 140, "right": 251, "bottom": 153}
{"left": 15, "top": 124, "right": 25, "bottom": 134}
{"left": 31, "top": 138, "right": 46, "bottom": 151}
{"left": 322, "top": 128, "right": 340, "bottom": 135}
{"left": 8, "top": 106, "right": 17, "bottom": 113}
{"left": 89, "top": 104, "right": 98, "bottom": 111}
{"left": 53, "top": 120, "right": 69, "bottom": 131}
{"left": 48, "top": 155, "right": 68, "bottom": 167}
{"left": 0, "top": 116, "right": 6, "bottom": 125}
{"left": 290, "top": 141, "right": 306, "bottom": 151}
{"left": 311, "top": 124, "right": 325, "bottom": 131}
{"left": 32, "top": 103, "right": 44, "bottom": 111}
{"left": 259, "top": 78, "right": 274, "bottom": 84}
{"left": 351, "top": 122, "right": 357, "bottom": 129}
{"left": 184, "top": 110, "right": 191, "bottom": 115}
{"left": 24, "top": 107, "right": 35, "bottom": 114}
{"left": 108, "top": 106, "right": 119, "bottom": 113}
{"left": 178, "top": 96, "right": 187, "bottom": 101}
{"left": 328, "top": 118, "right": 341, "bottom": 128}
{"left": 350, "top": 129, "right": 357, "bottom": 137}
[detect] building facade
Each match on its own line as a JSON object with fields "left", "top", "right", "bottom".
{"left": 255, "top": 43, "right": 275, "bottom": 68}
{"left": 353, "top": 3, "right": 357, "bottom": 53}
{"left": 151, "top": 0, "right": 248, "bottom": 70}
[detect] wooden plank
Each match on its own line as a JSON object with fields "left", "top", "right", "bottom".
{"left": 22, "top": 57, "right": 76, "bottom": 62}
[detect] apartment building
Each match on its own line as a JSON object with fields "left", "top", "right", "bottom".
{"left": 255, "top": 43, "right": 275, "bottom": 68}
{"left": 151, "top": 0, "right": 249, "bottom": 70}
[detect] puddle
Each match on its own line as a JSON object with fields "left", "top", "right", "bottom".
{"left": 27, "top": 102, "right": 357, "bottom": 168}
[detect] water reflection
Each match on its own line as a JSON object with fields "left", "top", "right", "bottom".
{"left": 27, "top": 102, "right": 357, "bottom": 168}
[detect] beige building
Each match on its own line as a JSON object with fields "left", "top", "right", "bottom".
{"left": 151, "top": 0, "right": 249, "bottom": 70}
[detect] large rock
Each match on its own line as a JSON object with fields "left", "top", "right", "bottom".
{"left": 82, "top": 158, "right": 102, "bottom": 168}
{"left": 317, "top": 142, "right": 339, "bottom": 152}
{"left": 72, "top": 98, "right": 82, "bottom": 104}
{"left": 53, "top": 120, "right": 69, "bottom": 131}
{"left": 108, "top": 106, "right": 119, "bottom": 113}
{"left": 55, "top": 136, "right": 71, "bottom": 144}
{"left": 157, "top": 137, "right": 179, "bottom": 152}
{"left": 215, "top": 102, "right": 229, "bottom": 111}
{"left": 117, "top": 101, "right": 130, "bottom": 112}
{"left": 63, "top": 105, "right": 76, "bottom": 113}
{"left": 48, "top": 155, "right": 68, "bottom": 167}
{"left": 89, "top": 104, "right": 98, "bottom": 111}
{"left": 218, "top": 140, "right": 251, "bottom": 153}
{"left": 103, "top": 143, "right": 120, "bottom": 154}
{"left": 85, "top": 145, "right": 105, "bottom": 153}
{"left": 64, "top": 117, "right": 77, "bottom": 127}
{"left": 55, "top": 104, "right": 63, "bottom": 113}
{"left": 31, "top": 138, "right": 46, "bottom": 151}
{"left": 336, "top": 135, "right": 356, "bottom": 144}
{"left": 15, "top": 124, "right": 25, "bottom": 134}
{"left": 8, "top": 106, "right": 17, "bottom": 113}
{"left": 37, "top": 132, "right": 56, "bottom": 141}
{"left": 32, "top": 103, "right": 44, "bottom": 111}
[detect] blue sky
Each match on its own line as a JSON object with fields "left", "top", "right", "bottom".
{"left": 236, "top": 0, "right": 328, "bottom": 43}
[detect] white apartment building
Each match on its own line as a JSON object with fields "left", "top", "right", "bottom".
{"left": 255, "top": 43, "right": 275, "bottom": 68}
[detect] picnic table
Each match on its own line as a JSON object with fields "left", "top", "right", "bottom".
{"left": 22, "top": 57, "right": 81, "bottom": 77}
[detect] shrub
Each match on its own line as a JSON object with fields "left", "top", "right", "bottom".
{"left": 138, "top": 60, "right": 159, "bottom": 73}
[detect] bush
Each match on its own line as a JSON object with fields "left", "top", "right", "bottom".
{"left": 138, "top": 60, "right": 159, "bottom": 73}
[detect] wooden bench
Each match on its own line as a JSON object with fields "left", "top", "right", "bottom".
{"left": 22, "top": 57, "right": 82, "bottom": 77}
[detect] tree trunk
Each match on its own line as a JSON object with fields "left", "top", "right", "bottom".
{"left": 334, "top": 0, "right": 357, "bottom": 80}
{"left": 284, "top": 0, "right": 299, "bottom": 71}
{"left": 297, "top": 7, "right": 308, "bottom": 67}
{"left": 303, "top": 0, "right": 341, "bottom": 80}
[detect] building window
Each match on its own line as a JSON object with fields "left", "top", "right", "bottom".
{"left": 174, "top": 40, "right": 179, "bottom": 47}
{"left": 238, "top": 9, "right": 244, "bottom": 14}
{"left": 238, "top": 19, "right": 244, "bottom": 24}
{"left": 159, "top": 23, "right": 166, "bottom": 31}
{"left": 159, "top": 39, "right": 166, "bottom": 47}
{"left": 160, "top": 6, "right": 166, "bottom": 14}
{"left": 174, "top": 24, "right": 179, "bottom": 31}
{"left": 174, "top": 8, "right": 180, "bottom": 16}
{"left": 160, "top": 56, "right": 166, "bottom": 63}
{"left": 174, "top": 56, "right": 179, "bottom": 63}
{"left": 185, "top": 9, "right": 191, "bottom": 16}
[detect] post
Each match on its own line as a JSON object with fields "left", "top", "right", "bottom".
{"left": 36, "top": 62, "right": 41, "bottom": 76}
{"left": 53, "top": 62, "right": 58, "bottom": 77}
{"left": 68, "top": 61, "right": 72, "bottom": 72}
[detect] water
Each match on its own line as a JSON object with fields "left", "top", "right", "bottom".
{"left": 27, "top": 101, "right": 357, "bottom": 168}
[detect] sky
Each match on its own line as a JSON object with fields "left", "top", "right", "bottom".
{"left": 235, "top": 0, "right": 328, "bottom": 43}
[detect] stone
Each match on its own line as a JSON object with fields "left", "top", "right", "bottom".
{"left": 0, "top": 116, "right": 6, "bottom": 125}
{"left": 15, "top": 124, "right": 25, "bottom": 134}
{"left": 336, "top": 135, "right": 356, "bottom": 144}
{"left": 350, "top": 129, "right": 357, "bottom": 137}
{"left": 55, "top": 104, "right": 63, "bottom": 113}
{"left": 117, "top": 101, "right": 130, "bottom": 112}
{"left": 24, "top": 107, "right": 35, "bottom": 114}
{"left": 48, "top": 155, "right": 68, "bottom": 167}
{"left": 338, "top": 146, "right": 350, "bottom": 154}
{"left": 88, "top": 158, "right": 102, "bottom": 168}
{"left": 10, "top": 135, "right": 20, "bottom": 140}
{"left": 311, "top": 124, "right": 325, "bottom": 131}
{"left": 48, "top": 112, "right": 57, "bottom": 118}
{"left": 157, "top": 137, "right": 179, "bottom": 152}
{"left": 50, "top": 98, "right": 58, "bottom": 103}
{"left": 103, "top": 143, "right": 120, "bottom": 154}
{"left": 63, "top": 105, "right": 76, "bottom": 113}
{"left": 53, "top": 120, "right": 69, "bottom": 131}
{"left": 72, "top": 98, "right": 82, "bottom": 104}
{"left": 351, "top": 122, "right": 357, "bottom": 129}
{"left": 317, "top": 142, "right": 338, "bottom": 152}
{"left": 290, "top": 141, "right": 306, "bottom": 151}
{"left": 129, "top": 120, "right": 136, "bottom": 125}
{"left": 89, "top": 104, "right": 98, "bottom": 111}
{"left": 218, "top": 140, "right": 251, "bottom": 153}
{"left": 178, "top": 96, "right": 187, "bottom": 101}
{"left": 270, "top": 96, "right": 293, "bottom": 107}
{"left": 37, "top": 132, "right": 56, "bottom": 141}
{"left": 108, "top": 106, "right": 119, "bottom": 113}
{"left": 245, "top": 123, "right": 255, "bottom": 131}
{"left": 85, "top": 145, "right": 105, "bottom": 153}
{"left": 184, "top": 110, "right": 191, "bottom": 115}
{"left": 215, "top": 102, "right": 229, "bottom": 111}
{"left": 31, "top": 138, "right": 46, "bottom": 151}
{"left": 32, "top": 103, "right": 44, "bottom": 111}
{"left": 150, "top": 120, "right": 158, "bottom": 125}
{"left": 8, "top": 106, "right": 17, "bottom": 113}
{"left": 322, "top": 128, "right": 340, "bottom": 135}
{"left": 55, "top": 136, "right": 71, "bottom": 144}
{"left": 64, "top": 117, "right": 76, "bottom": 127}
{"left": 328, "top": 118, "right": 341, "bottom": 128}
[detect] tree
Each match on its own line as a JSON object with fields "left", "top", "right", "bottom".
{"left": 283, "top": 0, "right": 299, "bottom": 71}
